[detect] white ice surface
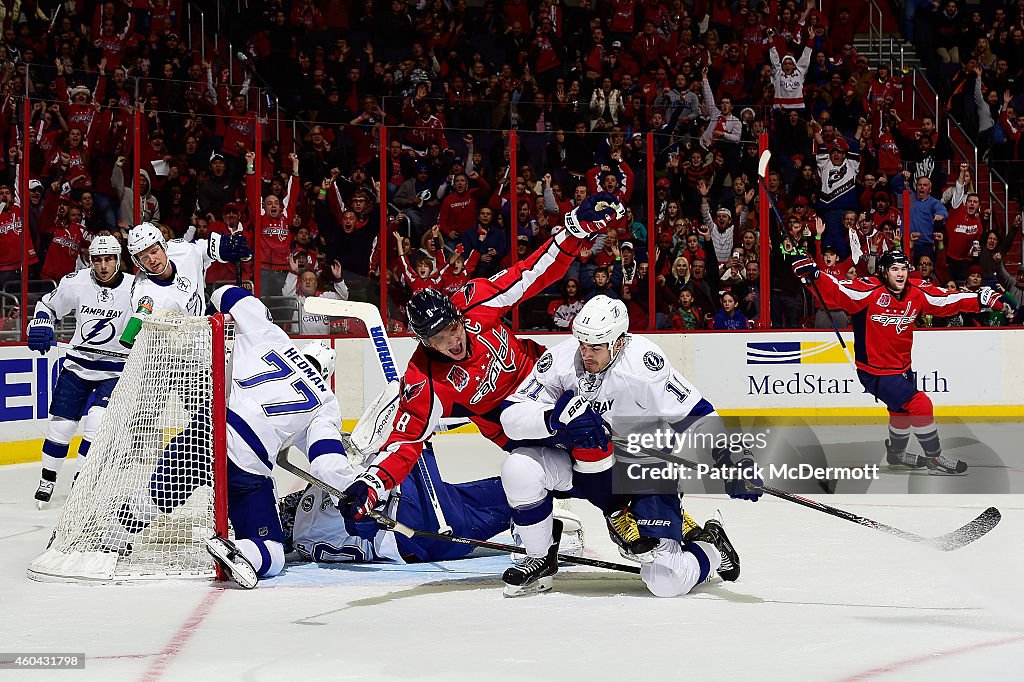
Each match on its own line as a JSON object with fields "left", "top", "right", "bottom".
{"left": 2, "top": 433, "right": 1024, "bottom": 681}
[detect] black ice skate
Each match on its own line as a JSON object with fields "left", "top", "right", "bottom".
{"left": 693, "top": 516, "right": 740, "bottom": 582}
{"left": 206, "top": 537, "right": 258, "bottom": 589}
{"left": 503, "top": 519, "right": 562, "bottom": 597}
{"left": 884, "top": 440, "right": 926, "bottom": 470}
{"left": 925, "top": 454, "right": 968, "bottom": 476}
{"left": 34, "top": 479, "right": 54, "bottom": 509}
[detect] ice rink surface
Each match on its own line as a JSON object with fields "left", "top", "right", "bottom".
{"left": 2, "top": 432, "right": 1024, "bottom": 681}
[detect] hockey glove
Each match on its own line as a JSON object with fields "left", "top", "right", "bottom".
{"left": 27, "top": 314, "right": 54, "bottom": 354}
{"left": 978, "top": 286, "right": 1008, "bottom": 312}
{"left": 337, "top": 468, "right": 388, "bottom": 520}
{"left": 725, "top": 458, "right": 763, "bottom": 502}
{"left": 548, "top": 391, "right": 610, "bottom": 450}
{"left": 790, "top": 256, "right": 820, "bottom": 281}
{"left": 221, "top": 233, "right": 253, "bottom": 263}
{"left": 563, "top": 191, "right": 626, "bottom": 239}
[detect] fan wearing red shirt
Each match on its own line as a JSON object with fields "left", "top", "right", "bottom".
{"left": 791, "top": 250, "right": 1008, "bottom": 475}
{"left": 246, "top": 151, "right": 300, "bottom": 295}
{"left": 941, "top": 165, "right": 984, "bottom": 283}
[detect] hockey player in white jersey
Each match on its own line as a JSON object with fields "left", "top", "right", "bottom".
{"left": 101, "top": 285, "right": 352, "bottom": 588}
{"left": 121, "top": 223, "right": 250, "bottom": 345}
{"left": 280, "top": 443, "right": 584, "bottom": 565}
{"left": 27, "top": 236, "right": 134, "bottom": 506}
{"left": 499, "top": 295, "right": 763, "bottom": 597}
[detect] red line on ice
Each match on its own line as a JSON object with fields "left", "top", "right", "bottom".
{"left": 139, "top": 588, "right": 224, "bottom": 681}
{"left": 836, "top": 634, "right": 1024, "bottom": 681}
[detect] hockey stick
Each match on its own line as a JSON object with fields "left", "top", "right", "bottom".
{"left": 612, "top": 437, "right": 1001, "bottom": 552}
{"left": 52, "top": 342, "right": 129, "bottom": 359}
{"left": 275, "top": 448, "right": 642, "bottom": 574}
{"left": 757, "top": 150, "right": 857, "bottom": 370}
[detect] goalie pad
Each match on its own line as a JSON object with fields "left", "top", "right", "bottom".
{"left": 349, "top": 381, "right": 402, "bottom": 465}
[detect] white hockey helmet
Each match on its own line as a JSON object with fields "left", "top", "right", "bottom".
{"left": 88, "top": 235, "right": 122, "bottom": 282}
{"left": 301, "top": 340, "right": 336, "bottom": 381}
{"left": 572, "top": 295, "right": 629, "bottom": 347}
{"left": 127, "top": 222, "right": 168, "bottom": 275}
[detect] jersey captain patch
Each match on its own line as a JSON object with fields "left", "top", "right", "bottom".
{"left": 447, "top": 365, "right": 470, "bottom": 391}
{"left": 643, "top": 351, "right": 665, "bottom": 372}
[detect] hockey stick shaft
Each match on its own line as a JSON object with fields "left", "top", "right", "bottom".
{"left": 275, "top": 449, "right": 641, "bottom": 574}
{"left": 757, "top": 150, "right": 856, "bottom": 369}
{"left": 611, "top": 437, "right": 1000, "bottom": 551}
{"left": 52, "top": 342, "right": 129, "bottom": 359}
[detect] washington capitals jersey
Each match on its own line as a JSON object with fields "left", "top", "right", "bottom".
{"left": 502, "top": 335, "right": 712, "bottom": 441}
{"left": 131, "top": 238, "right": 215, "bottom": 316}
{"left": 211, "top": 286, "right": 344, "bottom": 477}
{"left": 35, "top": 270, "right": 134, "bottom": 381}
{"left": 814, "top": 273, "right": 980, "bottom": 374}
{"left": 372, "top": 229, "right": 588, "bottom": 489}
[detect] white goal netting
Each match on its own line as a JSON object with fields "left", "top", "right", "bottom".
{"left": 27, "top": 313, "right": 229, "bottom": 584}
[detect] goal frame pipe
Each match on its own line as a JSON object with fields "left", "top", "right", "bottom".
{"left": 210, "top": 313, "right": 229, "bottom": 581}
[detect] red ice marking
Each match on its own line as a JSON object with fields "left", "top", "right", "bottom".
{"left": 836, "top": 634, "right": 1024, "bottom": 681}
{"left": 139, "top": 588, "right": 225, "bottom": 681}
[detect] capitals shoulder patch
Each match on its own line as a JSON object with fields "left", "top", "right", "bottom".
{"left": 643, "top": 351, "right": 665, "bottom": 372}
{"left": 403, "top": 379, "right": 426, "bottom": 402}
{"left": 536, "top": 352, "right": 553, "bottom": 373}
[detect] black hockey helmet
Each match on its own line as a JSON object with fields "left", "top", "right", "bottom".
{"left": 407, "top": 288, "right": 461, "bottom": 341}
{"left": 877, "top": 250, "right": 910, "bottom": 273}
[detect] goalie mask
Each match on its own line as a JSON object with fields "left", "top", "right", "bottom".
{"left": 127, "top": 222, "right": 170, "bottom": 276}
{"left": 89, "top": 235, "right": 122, "bottom": 283}
{"left": 301, "top": 340, "right": 336, "bottom": 381}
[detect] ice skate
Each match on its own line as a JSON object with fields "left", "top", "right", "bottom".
{"left": 206, "top": 537, "right": 258, "bottom": 589}
{"left": 503, "top": 519, "right": 562, "bottom": 597}
{"left": 34, "top": 479, "right": 54, "bottom": 509}
{"left": 925, "top": 454, "right": 968, "bottom": 476}
{"left": 884, "top": 440, "right": 926, "bottom": 471}
{"left": 693, "top": 514, "right": 740, "bottom": 582}
{"left": 606, "top": 507, "right": 659, "bottom": 563}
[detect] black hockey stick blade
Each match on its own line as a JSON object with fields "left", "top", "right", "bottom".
{"left": 610, "top": 437, "right": 1001, "bottom": 551}
{"left": 274, "top": 449, "right": 641, "bottom": 574}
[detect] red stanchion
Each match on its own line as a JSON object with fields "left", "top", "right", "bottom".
{"left": 903, "top": 188, "right": 912, "bottom": 259}
{"left": 758, "top": 132, "right": 771, "bottom": 329}
{"left": 509, "top": 130, "right": 518, "bottom": 332}
{"left": 646, "top": 133, "right": 656, "bottom": 331}
{"left": 253, "top": 122, "right": 263, "bottom": 296}
{"left": 132, "top": 108, "right": 141, "bottom": 227}
{"left": 21, "top": 98, "right": 31, "bottom": 341}
{"left": 379, "top": 125, "right": 389, "bottom": 329}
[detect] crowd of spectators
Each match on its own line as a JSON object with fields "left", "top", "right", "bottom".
{"left": 0, "top": 0, "right": 1021, "bottom": 339}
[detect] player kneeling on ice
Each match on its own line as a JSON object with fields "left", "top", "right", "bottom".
{"left": 499, "top": 295, "right": 763, "bottom": 597}
{"left": 790, "top": 248, "right": 1007, "bottom": 475}
{"left": 28, "top": 236, "right": 134, "bottom": 506}
{"left": 100, "top": 286, "right": 353, "bottom": 588}
{"left": 280, "top": 443, "right": 584, "bottom": 565}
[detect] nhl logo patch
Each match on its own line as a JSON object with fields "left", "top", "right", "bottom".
{"left": 643, "top": 351, "right": 665, "bottom": 372}
{"left": 536, "top": 352, "right": 553, "bottom": 373}
{"left": 176, "top": 276, "right": 191, "bottom": 292}
{"left": 877, "top": 293, "right": 892, "bottom": 307}
{"left": 447, "top": 365, "right": 470, "bottom": 391}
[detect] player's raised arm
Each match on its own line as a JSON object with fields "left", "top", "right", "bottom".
{"left": 457, "top": 192, "right": 626, "bottom": 320}
{"left": 210, "top": 285, "right": 288, "bottom": 341}
{"left": 790, "top": 253, "right": 878, "bottom": 314}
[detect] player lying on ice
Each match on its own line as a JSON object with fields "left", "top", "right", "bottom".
{"left": 498, "top": 295, "right": 763, "bottom": 597}
{"left": 100, "top": 285, "right": 351, "bottom": 589}
{"left": 789, "top": 245, "right": 1010, "bottom": 475}
{"left": 279, "top": 442, "right": 584, "bottom": 565}
{"left": 333, "top": 193, "right": 624, "bottom": 546}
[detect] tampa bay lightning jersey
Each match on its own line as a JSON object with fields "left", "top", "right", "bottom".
{"left": 131, "top": 238, "right": 214, "bottom": 316}
{"left": 36, "top": 270, "right": 134, "bottom": 381}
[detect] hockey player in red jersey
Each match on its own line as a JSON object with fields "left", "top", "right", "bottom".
{"left": 790, "top": 250, "right": 1009, "bottom": 475}
{"left": 337, "top": 193, "right": 626, "bottom": 517}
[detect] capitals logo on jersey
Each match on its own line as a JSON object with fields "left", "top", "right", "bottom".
{"left": 870, "top": 300, "right": 918, "bottom": 334}
{"left": 470, "top": 324, "right": 517, "bottom": 405}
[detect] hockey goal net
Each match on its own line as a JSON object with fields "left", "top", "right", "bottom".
{"left": 27, "top": 313, "right": 230, "bottom": 584}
